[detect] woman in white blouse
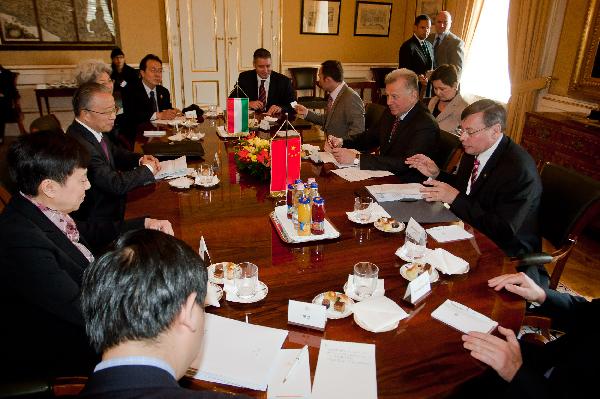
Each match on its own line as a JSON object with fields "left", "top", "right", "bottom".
{"left": 428, "top": 64, "right": 470, "bottom": 132}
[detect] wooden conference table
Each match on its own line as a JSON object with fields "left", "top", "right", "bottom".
{"left": 127, "top": 117, "right": 525, "bottom": 398}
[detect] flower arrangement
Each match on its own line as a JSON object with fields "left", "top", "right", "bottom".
{"left": 234, "top": 133, "right": 271, "bottom": 180}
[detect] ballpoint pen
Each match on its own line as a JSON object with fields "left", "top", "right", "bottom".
{"left": 282, "top": 345, "right": 308, "bottom": 384}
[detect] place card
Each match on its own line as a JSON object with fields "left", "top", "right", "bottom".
{"left": 406, "top": 217, "right": 426, "bottom": 242}
{"left": 288, "top": 300, "right": 327, "bottom": 331}
{"left": 431, "top": 300, "right": 498, "bottom": 334}
{"left": 403, "top": 271, "right": 431, "bottom": 305}
{"left": 199, "top": 236, "right": 211, "bottom": 264}
{"left": 185, "top": 110, "right": 197, "bottom": 119}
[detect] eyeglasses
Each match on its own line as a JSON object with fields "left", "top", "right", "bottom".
{"left": 148, "top": 68, "right": 163, "bottom": 74}
{"left": 454, "top": 125, "right": 490, "bottom": 137}
{"left": 84, "top": 107, "right": 119, "bottom": 116}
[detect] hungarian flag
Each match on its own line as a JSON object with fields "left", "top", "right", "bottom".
{"left": 226, "top": 98, "right": 249, "bottom": 133}
{"left": 270, "top": 136, "right": 301, "bottom": 193}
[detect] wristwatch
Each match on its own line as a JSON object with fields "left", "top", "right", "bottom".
{"left": 353, "top": 154, "right": 360, "bottom": 166}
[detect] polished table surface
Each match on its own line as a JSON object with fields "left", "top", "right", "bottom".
{"left": 128, "top": 118, "right": 525, "bottom": 398}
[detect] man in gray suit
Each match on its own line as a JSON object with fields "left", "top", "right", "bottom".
{"left": 294, "top": 60, "right": 365, "bottom": 140}
{"left": 427, "top": 11, "right": 465, "bottom": 76}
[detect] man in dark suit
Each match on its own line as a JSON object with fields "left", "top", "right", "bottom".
{"left": 79, "top": 229, "right": 244, "bottom": 398}
{"left": 231, "top": 48, "right": 296, "bottom": 116}
{"left": 427, "top": 11, "right": 465, "bottom": 76}
{"left": 456, "top": 272, "right": 598, "bottom": 398}
{"left": 399, "top": 15, "right": 435, "bottom": 97}
{"left": 294, "top": 60, "right": 365, "bottom": 140}
{"left": 67, "top": 82, "right": 173, "bottom": 253}
{"left": 0, "top": 131, "right": 98, "bottom": 379}
{"left": 122, "top": 54, "right": 180, "bottom": 138}
{"left": 406, "top": 100, "right": 543, "bottom": 275}
{"left": 327, "top": 68, "right": 439, "bottom": 182}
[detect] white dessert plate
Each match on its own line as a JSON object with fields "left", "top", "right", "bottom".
{"left": 312, "top": 292, "right": 354, "bottom": 319}
{"left": 399, "top": 263, "right": 439, "bottom": 283}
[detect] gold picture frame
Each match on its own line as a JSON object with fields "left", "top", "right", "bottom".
{"left": 568, "top": 0, "right": 600, "bottom": 102}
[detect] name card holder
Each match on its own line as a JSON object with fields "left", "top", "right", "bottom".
{"left": 288, "top": 300, "right": 327, "bottom": 331}
{"left": 403, "top": 272, "right": 431, "bottom": 306}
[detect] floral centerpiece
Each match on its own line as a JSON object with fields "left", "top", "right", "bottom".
{"left": 234, "top": 133, "right": 271, "bottom": 180}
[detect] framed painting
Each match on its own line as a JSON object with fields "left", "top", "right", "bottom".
{"left": 0, "top": 0, "right": 119, "bottom": 50}
{"left": 569, "top": 0, "right": 600, "bottom": 102}
{"left": 301, "top": 0, "right": 341, "bottom": 35}
{"left": 416, "top": 0, "right": 446, "bottom": 20}
{"left": 354, "top": 1, "right": 392, "bottom": 37}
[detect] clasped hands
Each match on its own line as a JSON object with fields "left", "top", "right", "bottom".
{"left": 249, "top": 100, "right": 281, "bottom": 116}
{"left": 405, "top": 154, "right": 459, "bottom": 204}
{"left": 157, "top": 108, "right": 182, "bottom": 120}
{"left": 323, "top": 136, "right": 359, "bottom": 165}
{"left": 140, "top": 155, "right": 161, "bottom": 175}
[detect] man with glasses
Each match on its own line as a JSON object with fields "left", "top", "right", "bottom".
{"left": 406, "top": 100, "right": 544, "bottom": 282}
{"left": 67, "top": 82, "right": 173, "bottom": 254}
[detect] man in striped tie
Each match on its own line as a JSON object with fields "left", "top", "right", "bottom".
{"left": 405, "top": 100, "right": 544, "bottom": 283}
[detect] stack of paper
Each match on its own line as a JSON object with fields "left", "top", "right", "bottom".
{"left": 332, "top": 168, "right": 394, "bottom": 182}
{"left": 267, "top": 348, "right": 312, "bottom": 398}
{"left": 155, "top": 156, "right": 188, "bottom": 180}
{"left": 366, "top": 183, "right": 424, "bottom": 202}
{"left": 426, "top": 225, "right": 473, "bottom": 242}
{"left": 431, "top": 300, "right": 498, "bottom": 334}
{"left": 312, "top": 340, "right": 377, "bottom": 399}
{"left": 194, "top": 314, "right": 288, "bottom": 391}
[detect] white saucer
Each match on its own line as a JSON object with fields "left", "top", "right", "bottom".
{"left": 374, "top": 218, "right": 405, "bottom": 233}
{"left": 205, "top": 282, "right": 223, "bottom": 307}
{"left": 208, "top": 262, "right": 237, "bottom": 285}
{"left": 226, "top": 281, "right": 268, "bottom": 303}
{"left": 312, "top": 292, "right": 354, "bottom": 319}
{"left": 399, "top": 263, "right": 439, "bottom": 283}
{"left": 168, "top": 177, "right": 194, "bottom": 189}
{"left": 196, "top": 176, "right": 220, "bottom": 188}
{"left": 342, "top": 281, "right": 384, "bottom": 302}
{"left": 168, "top": 134, "right": 184, "bottom": 142}
{"left": 347, "top": 212, "right": 375, "bottom": 225}
{"left": 354, "top": 312, "right": 399, "bottom": 333}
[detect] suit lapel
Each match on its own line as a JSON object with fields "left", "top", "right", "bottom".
{"left": 74, "top": 122, "right": 114, "bottom": 168}
{"left": 325, "top": 85, "right": 346, "bottom": 128}
{"left": 469, "top": 136, "right": 509, "bottom": 196}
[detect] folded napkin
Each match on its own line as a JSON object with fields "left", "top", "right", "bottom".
{"left": 345, "top": 274, "right": 385, "bottom": 299}
{"left": 263, "top": 115, "right": 278, "bottom": 122}
{"left": 425, "top": 248, "right": 469, "bottom": 274}
{"left": 205, "top": 283, "right": 221, "bottom": 307}
{"left": 353, "top": 296, "right": 408, "bottom": 333}
{"left": 346, "top": 203, "right": 391, "bottom": 223}
{"left": 426, "top": 225, "right": 473, "bottom": 243}
{"left": 169, "top": 176, "right": 193, "bottom": 189}
{"left": 168, "top": 133, "right": 184, "bottom": 142}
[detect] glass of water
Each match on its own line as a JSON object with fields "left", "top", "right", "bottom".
{"left": 234, "top": 262, "right": 258, "bottom": 298}
{"left": 353, "top": 262, "right": 379, "bottom": 298}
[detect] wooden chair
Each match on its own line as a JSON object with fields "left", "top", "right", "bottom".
{"left": 347, "top": 80, "right": 379, "bottom": 104}
{"left": 364, "top": 103, "right": 386, "bottom": 131}
{"left": 289, "top": 67, "right": 327, "bottom": 110}
{"left": 517, "top": 162, "right": 600, "bottom": 289}
{"left": 435, "top": 129, "right": 463, "bottom": 173}
{"left": 0, "top": 376, "right": 86, "bottom": 398}
{"left": 370, "top": 67, "right": 394, "bottom": 105}
{"left": 29, "top": 114, "right": 64, "bottom": 134}
{"left": 0, "top": 183, "right": 11, "bottom": 213}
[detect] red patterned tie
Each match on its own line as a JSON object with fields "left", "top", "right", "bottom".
{"left": 470, "top": 158, "right": 480, "bottom": 186}
{"left": 388, "top": 118, "right": 401, "bottom": 143}
{"left": 258, "top": 79, "right": 266, "bottom": 110}
{"left": 100, "top": 136, "right": 110, "bottom": 161}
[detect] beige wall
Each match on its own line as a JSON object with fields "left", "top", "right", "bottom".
{"left": 549, "top": 0, "right": 589, "bottom": 97}
{"left": 0, "top": 0, "right": 168, "bottom": 66}
{"left": 282, "top": 0, "right": 414, "bottom": 64}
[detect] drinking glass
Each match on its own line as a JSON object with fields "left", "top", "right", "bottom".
{"left": 404, "top": 232, "right": 428, "bottom": 261}
{"left": 234, "top": 262, "right": 258, "bottom": 298}
{"left": 356, "top": 197, "right": 373, "bottom": 223}
{"left": 353, "top": 262, "right": 379, "bottom": 298}
{"left": 208, "top": 104, "right": 217, "bottom": 116}
{"left": 197, "top": 164, "right": 214, "bottom": 186}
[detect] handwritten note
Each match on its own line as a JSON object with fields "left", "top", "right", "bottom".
{"left": 312, "top": 339, "right": 377, "bottom": 399}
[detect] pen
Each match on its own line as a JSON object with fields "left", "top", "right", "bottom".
{"left": 282, "top": 345, "right": 307, "bottom": 384}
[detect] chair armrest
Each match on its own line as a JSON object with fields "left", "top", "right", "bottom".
{"left": 516, "top": 252, "right": 553, "bottom": 267}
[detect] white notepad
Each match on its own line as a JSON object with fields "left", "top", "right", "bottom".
{"left": 426, "top": 225, "right": 473, "bottom": 243}
{"left": 154, "top": 156, "right": 188, "bottom": 180}
{"left": 431, "top": 299, "right": 498, "bottom": 334}
{"left": 312, "top": 340, "right": 377, "bottom": 399}
{"left": 194, "top": 314, "right": 288, "bottom": 391}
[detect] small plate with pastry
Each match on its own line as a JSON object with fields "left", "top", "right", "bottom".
{"left": 208, "top": 262, "right": 238, "bottom": 285}
{"left": 312, "top": 291, "right": 354, "bottom": 319}
{"left": 374, "top": 217, "right": 405, "bottom": 233}
{"left": 400, "top": 263, "right": 439, "bottom": 283}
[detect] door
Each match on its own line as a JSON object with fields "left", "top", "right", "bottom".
{"left": 165, "top": 0, "right": 282, "bottom": 109}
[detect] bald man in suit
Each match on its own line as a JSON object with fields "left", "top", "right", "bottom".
{"left": 427, "top": 11, "right": 465, "bottom": 76}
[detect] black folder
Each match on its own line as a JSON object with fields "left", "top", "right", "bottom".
{"left": 379, "top": 200, "right": 459, "bottom": 223}
{"left": 142, "top": 141, "right": 205, "bottom": 158}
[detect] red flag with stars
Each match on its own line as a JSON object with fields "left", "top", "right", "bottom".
{"left": 270, "top": 137, "right": 301, "bottom": 193}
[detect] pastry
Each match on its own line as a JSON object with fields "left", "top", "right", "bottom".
{"left": 377, "top": 217, "right": 400, "bottom": 232}
{"left": 333, "top": 297, "right": 345, "bottom": 312}
{"left": 405, "top": 263, "right": 424, "bottom": 280}
{"left": 224, "top": 262, "right": 236, "bottom": 280}
{"left": 213, "top": 264, "right": 224, "bottom": 279}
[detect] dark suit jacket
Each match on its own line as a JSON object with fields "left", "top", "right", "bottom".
{"left": 0, "top": 195, "right": 97, "bottom": 378}
{"left": 506, "top": 296, "right": 599, "bottom": 399}
{"left": 79, "top": 365, "right": 247, "bottom": 398}
{"left": 399, "top": 35, "right": 435, "bottom": 76}
{"left": 231, "top": 70, "right": 296, "bottom": 114}
{"left": 67, "top": 121, "right": 153, "bottom": 252}
{"left": 122, "top": 79, "right": 173, "bottom": 127}
{"left": 439, "top": 135, "right": 542, "bottom": 257}
{"left": 343, "top": 102, "right": 440, "bottom": 182}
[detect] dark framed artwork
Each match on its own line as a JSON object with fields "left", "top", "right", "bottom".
{"left": 569, "top": 0, "right": 600, "bottom": 102}
{"left": 0, "top": 0, "right": 119, "bottom": 50}
{"left": 416, "top": 0, "right": 447, "bottom": 20}
{"left": 354, "top": 1, "right": 392, "bottom": 37}
{"left": 301, "top": 0, "right": 341, "bottom": 35}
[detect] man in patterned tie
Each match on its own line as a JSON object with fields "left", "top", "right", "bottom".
{"left": 325, "top": 68, "right": 439, "bottom": 182}
{"left": 67, "top": 82, "right": 173, "bottom": 254}
{"left": 405, "top": 100, "right": 544, "bottom": 277}
{"left": 427, "top": 11, "right": 465, "bottom": 76}
{"left": 231, "top": 48, "right": 296, "bottom": 116}
{"left": 399, "top": 15, "right": 435, "bottom": 97}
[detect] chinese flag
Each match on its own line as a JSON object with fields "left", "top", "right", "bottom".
{"left": 270, "top": 137, "right": 301, "bottom": 192}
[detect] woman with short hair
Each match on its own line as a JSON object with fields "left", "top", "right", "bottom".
{"left": 428, "top": 64, "right": 470, "bottom": 132}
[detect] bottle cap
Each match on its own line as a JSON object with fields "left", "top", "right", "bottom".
{"left": 310, "top": 182, "right": 318, "bottom": 188}
{"left": 296, "top": 183, "right": 305, "bottom": 190}
{"left": 299, "top": 196, "right": 310, "bottom": 204}
{"left": 312, "top": 196, "right": 324, "bottom": 204}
